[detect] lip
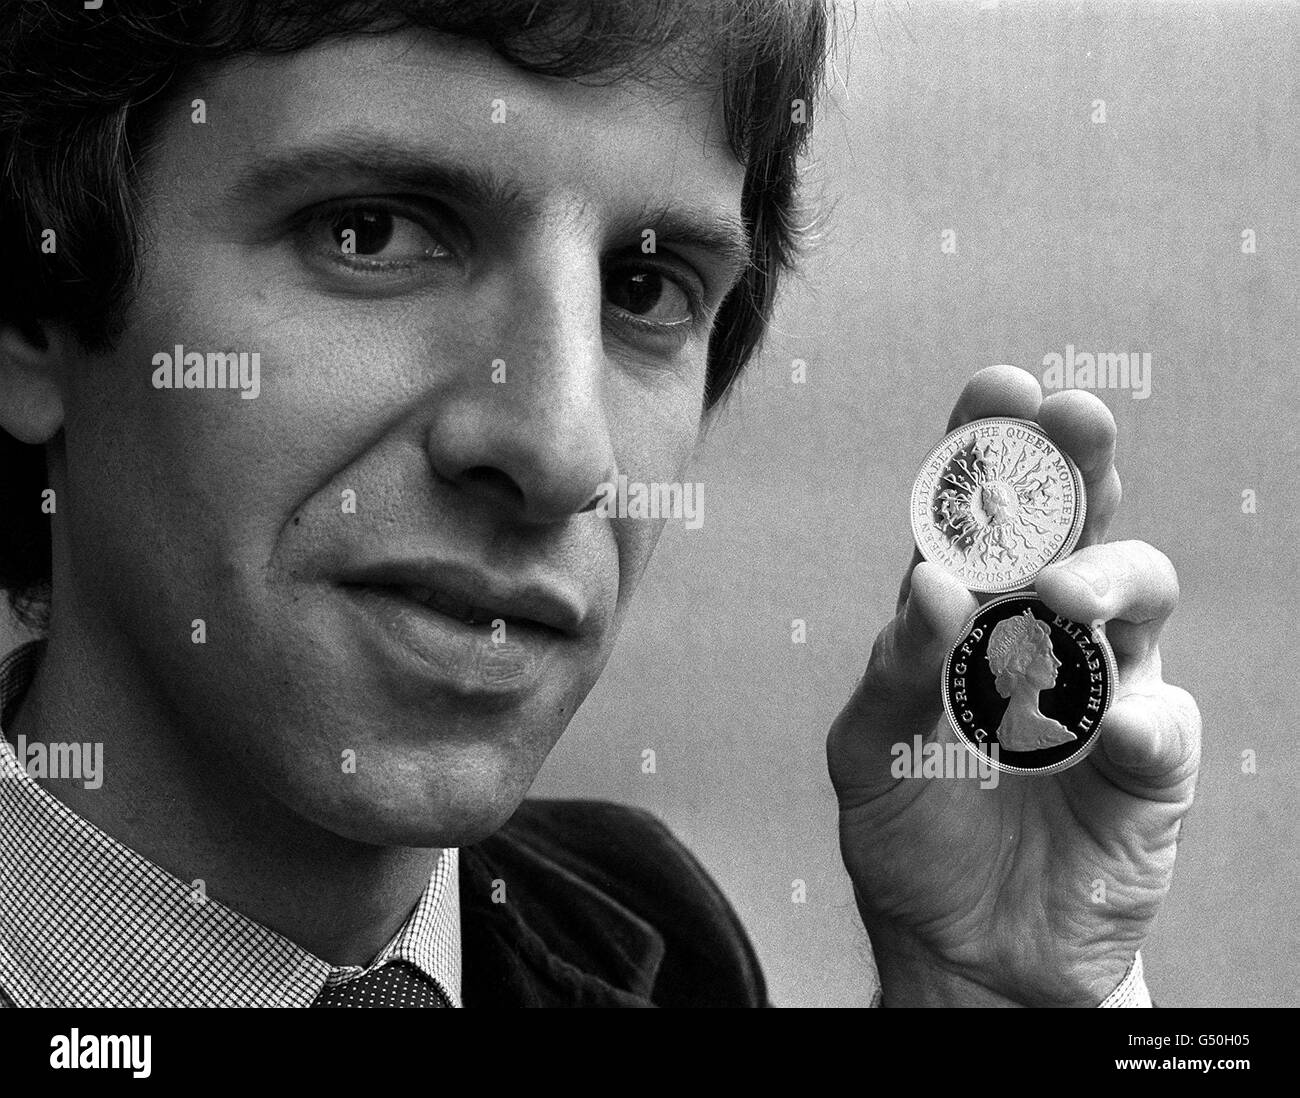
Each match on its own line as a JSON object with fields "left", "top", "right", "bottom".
{"left": 333, "top": 559, "right": 587, "bottom": 700}
{"left": 337, "top": 559, "right": 587, "bottom": 638}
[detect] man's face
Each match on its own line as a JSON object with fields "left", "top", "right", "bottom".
{"left": 52, "top": 31, "right": 745, "bottom": 846}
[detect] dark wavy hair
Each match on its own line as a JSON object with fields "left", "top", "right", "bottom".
{"left": 0, "top": 0, "right": 830, "bottom": 629}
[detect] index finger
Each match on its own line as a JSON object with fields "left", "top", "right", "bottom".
{"left": 945, "top": 364, "right": 1043, "bottom": 431}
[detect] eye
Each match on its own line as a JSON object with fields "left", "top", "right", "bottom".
{"left": 604, "top": 266, "right": 697, "bottom": 328}
{"left": 334, "top": 209, "right": 398, "bottom": 255}
{"left": 296, "top": 201, "right": 454, "bottom": 272}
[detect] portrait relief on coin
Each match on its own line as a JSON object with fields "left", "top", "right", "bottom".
{"left": 911, "top": 418, "right": 1085, "bottom": 594}
{"left": 943, "top": 594, "right": 1117, "bottom": 776}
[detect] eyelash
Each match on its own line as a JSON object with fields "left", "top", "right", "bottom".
{"left": 290, "top": 198, "right": 710, "bottom": 334}
{"left": 292, "top": 198, "right": 459, "bottom": 273}
{"left": 605, "top": 261, "right": 707, "bottom": 332}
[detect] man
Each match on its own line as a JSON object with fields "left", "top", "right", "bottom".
{"left": 0, "top": 0, "right": 1199, "bottom": 1007}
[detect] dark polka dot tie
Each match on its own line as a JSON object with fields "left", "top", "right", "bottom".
{"left": 311, "top": 960, "right": 448, "bottom": 1008}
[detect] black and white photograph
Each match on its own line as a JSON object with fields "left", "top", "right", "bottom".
{"left": 0, "top": 0, "right": 1292, "bottom": 1072}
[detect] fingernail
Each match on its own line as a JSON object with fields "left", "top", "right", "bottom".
{"left": 900, "top": 584, "right": 919, "bottom": 630}
{"left": 1064, "top": 562, "right": 1109, "bottom": 597}
{"left": 901, "top": 584, "right": 931, "bottom": 639}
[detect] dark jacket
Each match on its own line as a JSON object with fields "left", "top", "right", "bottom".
{"left": 460, "top": 798, "right": 768, "bottom": 1007}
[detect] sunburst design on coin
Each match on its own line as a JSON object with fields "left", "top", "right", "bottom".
{"left": 933, "top": 435, "right": 1061, "bottom": 564}
{"left": 911, "top": 418, "right": 1085, "bottom": 593}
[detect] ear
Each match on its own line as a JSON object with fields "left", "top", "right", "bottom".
{"left": 0, "top": 320, "right": 67, "bottom": 444}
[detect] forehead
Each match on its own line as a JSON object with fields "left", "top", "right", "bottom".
{"left": 167, "top": 30, "right": 744, "bottom": 223}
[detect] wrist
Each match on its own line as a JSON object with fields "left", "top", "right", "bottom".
{"left": 869, "top": 923, "right": 1022, "bottom": 1007}
{"left": 866, "top": 917, "right": 1136, "bottom": 1007}
{"left": 1097, "top": 951, "right": 1152, "bottom": 1008}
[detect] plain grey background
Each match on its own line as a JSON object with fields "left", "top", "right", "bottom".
{"left": 3, "top": 1, "right": 1296, "bottom": 1006}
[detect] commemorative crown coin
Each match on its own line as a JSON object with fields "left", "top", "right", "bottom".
{"left": 911, "top": 417, "right": 1086, "bottom": 594}
{"left": 942, "top": 593, "right": 1118, "bottom": 777}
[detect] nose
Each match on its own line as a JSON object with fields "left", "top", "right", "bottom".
{"left": 423, "top": 239, "right": 618, "bottom": 525}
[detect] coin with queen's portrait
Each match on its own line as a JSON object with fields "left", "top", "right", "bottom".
{"left": 943, "top": 594, "right": 1117, "bottom": 776}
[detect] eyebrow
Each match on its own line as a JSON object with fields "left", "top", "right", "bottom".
{"left": 223, "top": 134, "right": 753, "bottom": 288}
{"left": 627, "top": 203, "right": 754, "bottom": 291}
{"left": 225, "top": 137, "right": 528, "bottom": 217}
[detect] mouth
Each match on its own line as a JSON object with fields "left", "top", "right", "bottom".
{"left": 332, "top": 560, "right": 588, "bottom": 698}
{"left": 337, "top": 558, "right": 586, "bottom": 637}
{"left": 340, "top": 581, "right": 571, "bottom": 641}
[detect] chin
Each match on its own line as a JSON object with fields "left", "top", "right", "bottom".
{"left": 302, "top": 749, "right": 545, "bottom": 850}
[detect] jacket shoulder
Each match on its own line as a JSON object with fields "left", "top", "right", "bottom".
{"left": 470, "top": 798, "right": 767, "bottom": 1007}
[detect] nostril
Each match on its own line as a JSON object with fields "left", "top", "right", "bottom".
{"left": 459, "top": 465, "right": 524, "bottom": 505}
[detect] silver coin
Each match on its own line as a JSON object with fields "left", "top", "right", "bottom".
{"left": 911, "top": 417, "right": 1085, "bottom": 594}
{"left": 943, "top": 593, "right": 1118, "bottom": 776}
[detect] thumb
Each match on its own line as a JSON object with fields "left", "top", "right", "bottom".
{"left": 829, "top": 563, "right": 978, "bottom": 799}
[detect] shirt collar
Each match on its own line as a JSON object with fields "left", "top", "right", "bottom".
{"left": 0, "top": 639, "right": 461, "bottom": 1007}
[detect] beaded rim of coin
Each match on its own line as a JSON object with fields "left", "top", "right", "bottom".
{"left": 910, "top": 417, "right": 1087, "bottom": 594}
{"left": 942, "top": 593, "right": 1119, "bottom": 777}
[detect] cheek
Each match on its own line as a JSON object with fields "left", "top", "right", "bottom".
{"left": 602, "top": 368, "right": 707, "bottom": 606}
{"left": 80, "top": 279, "right": 431, "bottom": 572}
{"left": 608, "top": 516, "right": 665, "bottom": 617}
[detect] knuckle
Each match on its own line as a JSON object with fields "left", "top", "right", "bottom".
{"left": 1168, "top": 683, "right": 1201, "bottom": 730}
{"left": 862, "top": 616, "right": 929, "bottom": 698}
{"left": 1170, "top": 686, "right": 1203, "bottom": 772}
{"left": 1118, "top": 540, "right": 1180, "bottom": 608}
{"left": 1160, "top": 683, "right": 1203, "bottom": 765}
